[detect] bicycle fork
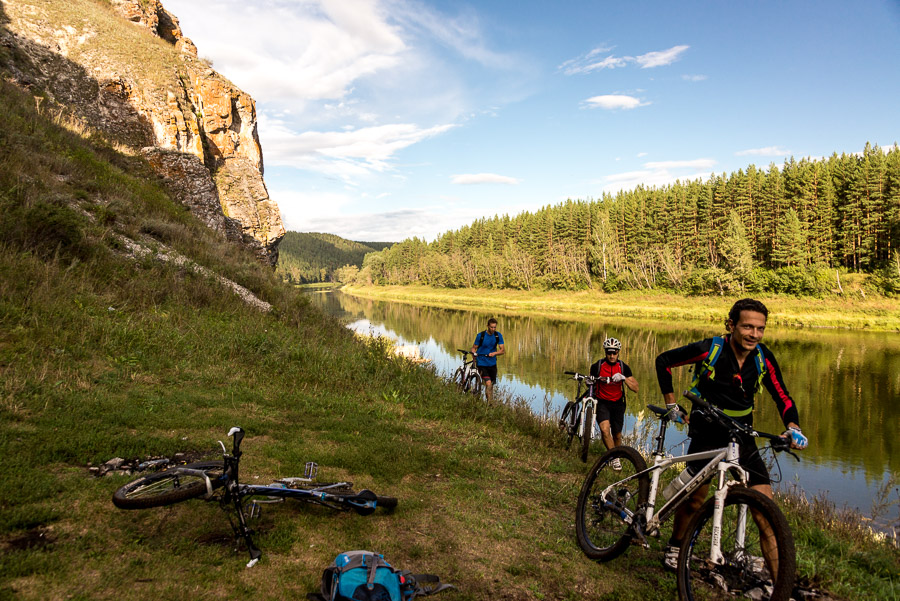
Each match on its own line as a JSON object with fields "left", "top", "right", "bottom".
{"left": 224, "top": 484, "right": 262, "bottom": 568}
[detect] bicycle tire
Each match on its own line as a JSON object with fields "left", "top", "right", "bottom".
{"left": 453, "top": 368, "right": 466, "bottom": 392}
{"left": 471, "top": 374, "right": 483, "bottom": 396}
{"left": 677, "top": 487, "right": 796, "bottom": 601}
{"left": 112, "top": 461, "right": 225, "bottom": 510}
{"left": 580, "top": 404, "right": 594, "bottom": 463}
{"left": 576, "top": 446, "right": 649, "bottom": 562}
{"left": 561, "top": 402, "right": 577, "bottom": 449}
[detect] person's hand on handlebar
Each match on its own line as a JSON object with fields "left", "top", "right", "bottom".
{"left": 782, "top": 425, "right": 808, "bottom": 450}
{"left": 611, "top": 373, "right": 626, "bottom": 383}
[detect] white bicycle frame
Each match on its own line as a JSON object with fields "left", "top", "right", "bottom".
{"left": 602, "top": 438, "right": 750, "bottom": 566}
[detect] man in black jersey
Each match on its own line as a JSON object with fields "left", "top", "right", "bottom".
{"left": 654, "top": 298, "right": 808, "bottom": 570}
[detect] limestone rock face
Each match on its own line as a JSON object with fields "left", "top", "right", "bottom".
{"left": 1, "top": 0, "right": 284, "bottom": 265}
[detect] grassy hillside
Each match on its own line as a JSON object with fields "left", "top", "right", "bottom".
{"left": 277, "top": 231, "right": 393, "bottom": 284}
{"left": 0, "top": 60, "right": 897, "bottom": 601}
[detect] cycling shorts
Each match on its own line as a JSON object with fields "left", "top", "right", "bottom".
{"left": 477, "top": 365, "right": 498, "bottom": 383}
{"left": 594, "top": 399, "right": 626, "bottom": 435}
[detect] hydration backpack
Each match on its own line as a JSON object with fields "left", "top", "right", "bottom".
{"left": 689, "top": 336, "right": 766, "bottom": 417}
{"left": 311, "top": 551, "right": 455, "bottom": 601}
{"left": 475, "top": 330, "right": 500, "bottom": 352}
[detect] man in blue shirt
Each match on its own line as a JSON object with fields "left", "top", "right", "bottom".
{"left": 470, "top": 317, "right": 505, "bottom": 401}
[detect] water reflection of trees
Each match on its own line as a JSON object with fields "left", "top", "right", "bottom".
{"left": 322, "top": 292, "right": 900, "bottom": 477}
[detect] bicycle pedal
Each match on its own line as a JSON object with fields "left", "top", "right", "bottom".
{"left": 304, "top": 462, "right": 318, "bottom": 480}
{"left": 248, "top": 502, "right": 261, "bottom": 520}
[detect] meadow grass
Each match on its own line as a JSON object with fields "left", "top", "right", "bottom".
{"left": 342, "top": 285, "right": 900, "bottom": 332}
{"left": 0, "top": 68, "right": 897, "bottom": 601}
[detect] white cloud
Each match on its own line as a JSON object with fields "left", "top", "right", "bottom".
{"left": 167, "top": 0, "right": 407, "bottom": 105}
{"left": 735, "top": 146, "right": 791, "bottom": 156}
{"left": 636, "top": 152, "right": 648, "bottom": 158}
{"left": 635, "top": 45, "right": 689, "bottom": 68}
{"left": 451, "top": 173, "right": 520, "bottom": 185}
{"left": 561, "top": 44, "right": 689, "bottom": 74}
{"left": 682, "top": 74, "right": 707, "bottom": 82}
{"left": 584, "top": 94, "right": 647, "bottom": 110}
{"left": 644, "top": 159, "right": 716, "bottom": 169}
{"left": 260, "top": 116, "right": 455, "bottom": 178}
{"left": 600, "top": 157, "right": 717, "bottom": 193}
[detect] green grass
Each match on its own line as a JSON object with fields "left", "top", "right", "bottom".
{"left": 342, "top": 284, "right": 900, "bottom": 332}
{"left": 0, "top": 49, "right": 897, "bottom": 601}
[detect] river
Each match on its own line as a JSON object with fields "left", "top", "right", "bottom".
{"left": 308, "top": 289, "right": 899, "bottom": 527}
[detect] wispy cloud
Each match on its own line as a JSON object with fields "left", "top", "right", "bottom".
{"left": 583, "top": 94, "right": 648, "bottom": 110}
{"left": 261, "top": 117, "right": 456, "bottom": 178}
{"left": 735, "top": 146, "right": 791, "bottom": 156}
{"left": 600, "top": 157, "right": 716, "bottom": 192}
{"left": 682, "top": 74, "right": 707, "bottom": 82}
{"left": 561, "top": 44, "right": 689, "bottom": 75}
{"left": 634, "top": 45, "right": 689, "bottom": 68}
{"left": 644, "top": 159, "right": 716, "bottom": 170}
{"left": 451, "top": 173, "right": 520, "bottom": 185}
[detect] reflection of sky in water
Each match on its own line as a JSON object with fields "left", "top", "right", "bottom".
{"left": 343, "top": 317, "right": 895, "bottom": 527}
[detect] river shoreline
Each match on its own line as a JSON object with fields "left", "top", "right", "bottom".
{"left": 340, "top": 284, "right": 900, "bottom": 331}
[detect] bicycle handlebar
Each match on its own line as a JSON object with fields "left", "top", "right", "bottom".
{"left": 680, "top": 391, "right": 798, "bottom": 459}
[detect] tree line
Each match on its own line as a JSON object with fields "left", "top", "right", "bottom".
{"left": 276, "top": 232, "right": 393, "bottom": 284}
{"left": 348, "top": 143, "right": 900, "bottom": 295}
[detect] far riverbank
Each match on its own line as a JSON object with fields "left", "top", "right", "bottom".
{"left": 340, "top": 285, "right": 900, "bottom": 331}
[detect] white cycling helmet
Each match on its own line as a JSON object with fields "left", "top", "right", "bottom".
{"left": 603, "top": 337, "right": 621, "bottom": 352}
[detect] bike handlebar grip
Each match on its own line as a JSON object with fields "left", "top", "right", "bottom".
{"left": 682, "top": 390, "right": 707, "bottom": 408}
{"left": 564, "top": 371, "right": 576, "bottom": 375}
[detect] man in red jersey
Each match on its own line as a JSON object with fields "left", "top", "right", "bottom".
{"left": 589, "top": 337, "right": 639, "bottom": 468}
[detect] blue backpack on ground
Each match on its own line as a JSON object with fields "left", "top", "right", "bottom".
{"left": 309, "top": 550, "right": 455, "bottom": 601}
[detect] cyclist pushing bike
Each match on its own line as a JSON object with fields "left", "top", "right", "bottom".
{"left": 655, "top": 298, "right": 808, "bottom": 572}
{"left": 471, "top": 317, "right": 505, "bottom": 402}
{"left": 589, "top": 337, "right": 639, "bottom": 465}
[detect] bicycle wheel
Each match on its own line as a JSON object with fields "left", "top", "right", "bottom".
{"left": 576, "top": 446, "right": 649, "bottom": 561}
{"left": 560, "top": 402, "right": 577, "bottom": 449}
{"left": 677, "top": 487, "right": 796, "bottom": 601}
{"left": 472, "top": 374, "right": 483, "bottom": 396}
{"left": 453, "top": 368, "right": 466, "bottom": 392}
{"left": 112, "top": 461, "right": 225, "bottom": 509}
{"left": 580, "top": 404, "right": 594, "bottom": 463}
{"left": 466, "top": 373, "right": 482, "bottom": 396}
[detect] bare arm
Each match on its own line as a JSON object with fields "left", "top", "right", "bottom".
{"left": 624, "top": 376, "right": 638, "bottom": 393}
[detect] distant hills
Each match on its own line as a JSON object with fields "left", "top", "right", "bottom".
{"left": 276, "top": 232, "right": 394, "bottom": 283}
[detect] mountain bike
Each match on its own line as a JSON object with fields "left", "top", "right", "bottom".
{"left": 452, "top": 349, "right": 483, "bottom": 396}
{"left": 559, "top": 371, "right": 608, "bottom": 462}
{"left": 113, "top": 427, "right": 397, "bottom": 568}
{"left": 575, "top": 392, "right": 799, "bottom": 601}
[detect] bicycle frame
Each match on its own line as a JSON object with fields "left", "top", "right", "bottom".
{"left": 160, "top": 428, "right": 380, "bottom": 567}
{"left": 599, "top": 409, "right": 750, "bottom": 564}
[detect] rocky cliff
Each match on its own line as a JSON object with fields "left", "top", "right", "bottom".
{"left": 0, "top": 0, "right": 284, "bottom": 264}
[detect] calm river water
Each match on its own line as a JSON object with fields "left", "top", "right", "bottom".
{"left": 309, "top": 289, "right": 899, "bottom": 525}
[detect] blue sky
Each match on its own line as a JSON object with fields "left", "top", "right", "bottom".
{"left": 165, "top": 0, "right": 900, "bottom": 243}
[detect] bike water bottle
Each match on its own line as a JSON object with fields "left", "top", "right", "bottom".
{"left": 662, "top": 466, "right": 695, "bottom": 501}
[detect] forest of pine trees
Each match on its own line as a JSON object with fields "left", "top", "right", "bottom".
{"left": 276, "top": 232, "right": 393, "bottom": 284}
{"left": 353, "top": 144, "right": 900, "bottom": 295}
